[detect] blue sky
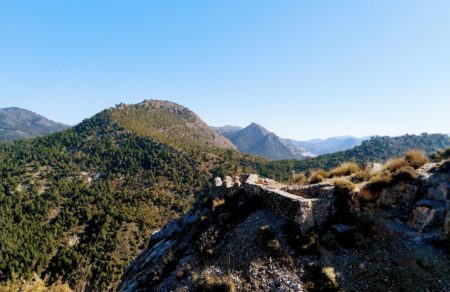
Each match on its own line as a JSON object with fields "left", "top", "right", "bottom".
{"left": 1, "top": 1, "right": 449, "bottom": 140}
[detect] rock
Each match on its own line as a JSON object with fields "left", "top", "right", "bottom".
{"left": 358, "top": 263, "right": 366, "bottom": 271}
{"left": 371, "top": 163, "right": 382, "bottom": 174}
{"left": 445, "top": 212, "right": 450, "bottom": 239}
{"left": 334, "top": 224, "right": 355, "bottom": 234}
{"left": 214, "top": 177, "right": 222, "bottom": 187}
{"left": 378, "top": 183, "right": 419, "bottom": 209}
{"left": 246, "top": 174, "right": 259, "bottom": 184}
{"left": 223, "top": 176, "right": 233, "bottom": 188}
{"left": 408, "top": 205, "right": 445, "bottom": 232}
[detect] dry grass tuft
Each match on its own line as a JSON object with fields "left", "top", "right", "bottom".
{"left": 404, "top": 150, "right": 428, "bottom": 169}
{"left": 329, "top": 162, "right": 361, "bottom": 178}
{"left": 289, "top": 172, "right": 307, "bottom": 185}
{"left": 211, "top": 198, "right": 225, "bottom": 211}
{"left": 333, "top": 178, "right": 356, "bottom": 192}
{"left": 309, "top": 169, "right": 328, "bottom": 184}
{"left": 392, "top": 166, "right": 418, "bottom": 182}
{"left": 383, "top": 158, "right": 408, "bottom": 173}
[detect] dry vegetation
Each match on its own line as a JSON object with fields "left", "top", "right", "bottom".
{"left": 329, "top": 162, "right": 361, "bottom": 178}
{"left": 289, "top": 172, "right": 307, "bottom": 185}
{"left": 309, "top": 169, "right": 329, "bottom": 184}
{"left": 0, "top": 274, "right": 72, "bottom": 292}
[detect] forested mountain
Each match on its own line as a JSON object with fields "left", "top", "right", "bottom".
{"left": 221, "top": 123, "right": 309, "bottom": 160}
{"left": 0, "top": 100, "right": 258, "bottom": 290}
{"left": 259, "top": 133, "right": 450, "bottom": 180}
{"left": 0, "top": 107, "right": 69, "bottom": 142}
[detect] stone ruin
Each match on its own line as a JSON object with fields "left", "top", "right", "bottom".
{"left": 211, "top": 174, "right": 335, "bottom": 233}
{"left": 212, "top": 163, "right": 450, "bottom": 241}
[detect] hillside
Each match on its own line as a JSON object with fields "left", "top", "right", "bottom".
{"left": 0, "top": 107, "right": 69, "bottom": 142}
{"left": 0, "top": 101, "right": 258, "bottom": 290}
{"left": 222, "top": 123, "right": 308, "bottom": 160}
{"left": 259, "top": 134, "right": 450, "bottom": 180}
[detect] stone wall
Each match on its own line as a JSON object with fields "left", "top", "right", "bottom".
{"left": 211, "top": 174, "right": 335, "bottom": 233}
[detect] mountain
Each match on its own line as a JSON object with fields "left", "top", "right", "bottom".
{"left": 259, "top": 133, "right": 450, "bottom": 180}
{"left": 221, "top": 123, "right": 309, "bottom": 160}
{"left": 112, "top": 100, "right": 236, "bottom": 150}
{"left": 0, "top": 107, "right": 69, "bottom": 142}
{"left": 212, "top": 125, "right": 243, "bottom": 135}
{"left": 282, "top": 136, "right": 367, "bottom": 155}
{"left": 0, "top": 100, "right": 257, "bottom": 290}
{"left": 214, "top": 124, "right": 368, "bottom": 156}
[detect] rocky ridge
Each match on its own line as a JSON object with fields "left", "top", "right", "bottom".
{"left": 120, "top": 159, "right": 450, "bottom": 291}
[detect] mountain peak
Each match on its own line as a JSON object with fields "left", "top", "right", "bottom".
{"left": 222, "top": 122, "right": 307, "bottom": 160}
{"left": 108, "top": 99, "right": 236, "bottom": 150}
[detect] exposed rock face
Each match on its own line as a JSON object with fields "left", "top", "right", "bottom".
{"left": 355, "top": 162, "right": 450, "bottom": 241}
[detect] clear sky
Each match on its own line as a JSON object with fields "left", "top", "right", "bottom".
{"left": 1, "top": 1, "right": 449, "bottom": 140}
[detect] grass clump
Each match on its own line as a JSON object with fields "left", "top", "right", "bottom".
{"left": 404, "top": 150, "right": 428, "bottom": 169}
{"left": 329, "top": 162, "right": 361, "bottom": 178}
{"left": 392, "top": 166, "right": 418, "bottom": 182}
{"left": 309, "top": 169, "right": 328, "bottom": 184}
{"left": 333, "top": 178, "right": 356, "bottom": 192}
{"left": 289, "top": 172, "right": 307, "bottom": 185}
{"left": 383, "top": 158, "right": 408, "bottom": 173}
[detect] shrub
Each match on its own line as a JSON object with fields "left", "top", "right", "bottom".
{"left": 333, "top": 178, "right": 356, "bottom": 192}
{"left": 392, "top": 166, "right": 418, "bottom": 182}
{"left": 329, "top": 162, "right": 361, "bottom": 178}
{"left": 404, "top": 150, "right": 428, "bottom": 169}
{"left": 309, "top": 169, "right": 328, "bottom": 184}
{"left": 441, "top": 148, "right": 450, "bottom": 160}
{"left": 383, "top": 158, "right": 408, "bottom": 173}
{"left": 289, "top": 172, "right": 307, "bottom": 185}
{"left": 366, "top": 171, "right": 393, "bottom": 191}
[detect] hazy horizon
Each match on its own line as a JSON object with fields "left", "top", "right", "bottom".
{"left": 1, "top": 1, "right": 450, "bottom": 140}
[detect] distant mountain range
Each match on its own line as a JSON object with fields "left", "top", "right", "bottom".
{"left": 0, "top": 107, "right": 69, "bottom": 142}
{"left": 214, "top": 123, "right": 312, "bottom": 160}
{"left": 282, "top": 135, "right": 368, "bottom": 156}
{"left": 213, "top": 124, "right": 368, "bottom": 160}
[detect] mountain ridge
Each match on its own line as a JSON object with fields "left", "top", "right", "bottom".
{"left": 220, "top": 123, "right": 309, "bottom": 160}
{"left": 0, "top": 107, "right": 69, "bottom": 142}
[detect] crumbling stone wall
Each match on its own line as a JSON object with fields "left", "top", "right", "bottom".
{"left": 211, "top": 174, "right": 335, "bottom": 232}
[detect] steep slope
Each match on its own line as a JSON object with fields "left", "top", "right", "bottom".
{"left": 283, "top": 136, "right": 367, "bottom": 155}
{"left": 259, "top": 134, "right": 450, "bottom": 180}
{"left": 224, "top": 123, "right": 307, "bottom": 160}
{"left": 0, "top": 100, "right": 258, "bottom": 290}
{"left": 0, "top": 107, "right": 69, "bottom": 142}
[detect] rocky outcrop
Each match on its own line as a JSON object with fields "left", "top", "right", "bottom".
{"left": 120, "top": 161, "right": 450, "bottom": 291}
{"left": 355, "top": 162, "right": 450, "bottom": 241}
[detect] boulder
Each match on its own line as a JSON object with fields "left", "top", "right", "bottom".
{"left": 223, "top": 176, "right": 233, "bottom": 188}
{"left": 214, "top": 177, "right": 222, "bottom": 187}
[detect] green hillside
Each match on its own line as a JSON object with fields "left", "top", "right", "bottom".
{"left": 0, "top": 102, "right": 257, "bottom": 290}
